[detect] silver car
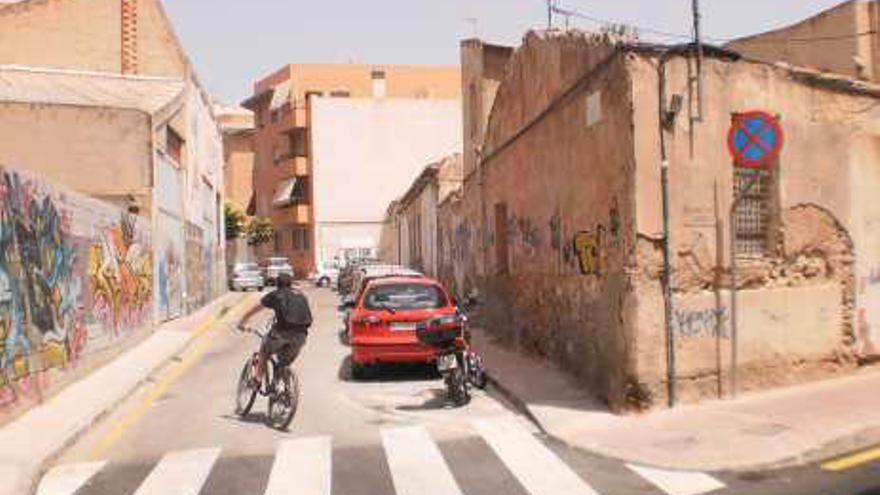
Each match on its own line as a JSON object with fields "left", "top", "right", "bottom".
{"left": 263, "top": 257, "right": 295, "bottom": 285}
{"left": 229, "top": 262, "right": 265, "bottom": 291}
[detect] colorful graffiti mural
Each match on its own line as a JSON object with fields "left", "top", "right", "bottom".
{"left": 89, "top": 214, "right": 153, "bottom": 335}
{"left": 0, "top": 167, "right": 152, "bottom": 409}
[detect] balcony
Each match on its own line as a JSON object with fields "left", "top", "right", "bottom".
{"left": 271, "top": 204, "right": 310, "bottom": 225}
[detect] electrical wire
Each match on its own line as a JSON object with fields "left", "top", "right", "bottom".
{"left": 551, "top": 3, "right": 877, "bottom": 45}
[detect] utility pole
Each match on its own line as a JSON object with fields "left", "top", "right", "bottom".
{"left": 692, "top": 0, "right": 704, "bottom": 121}
{"left": 547, "top": 0, "right": 553, "bottom": 29}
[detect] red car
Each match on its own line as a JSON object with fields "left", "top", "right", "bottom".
{"left": 347, "top": 276, "right": 458, "bottom": 379}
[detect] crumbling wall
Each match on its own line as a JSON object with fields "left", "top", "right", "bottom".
{"left": 633, "top": 204, "right": 855, "bottom": 408}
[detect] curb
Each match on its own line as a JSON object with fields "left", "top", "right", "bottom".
{"left": 486, "top": 368, "right": 880, "bottom": 473}
{"left": 12, "top": 293, "right": 248, "bottom": 495}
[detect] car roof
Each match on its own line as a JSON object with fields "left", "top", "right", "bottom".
{"left": 366, "top": 275, "right": 438, "bottom": 287}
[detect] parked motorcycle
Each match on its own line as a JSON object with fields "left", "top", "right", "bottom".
{"left": 416, "top": 296, "right": 487, "bottom": 407}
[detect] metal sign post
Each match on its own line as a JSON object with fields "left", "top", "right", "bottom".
{"left": 726, "top": 111, "right": 783, "bottom": 398}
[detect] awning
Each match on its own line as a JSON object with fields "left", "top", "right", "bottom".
{"left": 272, "top": 177, "right": 299, "bottom": 207}
{"left": 269, "top": 80, "right": 292, "bottom": 111}
{"left": 241, "top": 87, "right": 273, "bottom": 110}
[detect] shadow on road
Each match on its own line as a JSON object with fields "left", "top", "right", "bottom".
{"left": 219, "top": 412, "right": 270, "bottom": 425}
{"left": 337, "top": 355, "right": 441, "bottom": 383}
{"left": 395, "top": 388, "right": 455, "bottom": 411}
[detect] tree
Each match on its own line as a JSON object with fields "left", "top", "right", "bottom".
{"left": 225, "top": 203, "right": 246, "bottom": 239}
{"left": 246, "top": 217, "right": 274, "bottom": 246}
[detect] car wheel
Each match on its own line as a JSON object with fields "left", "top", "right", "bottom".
{"left": 351, "top": 362, "right": 372, "bottom": 381}
{"left": 319, "top": 277, "right": 330, "bottom": 288}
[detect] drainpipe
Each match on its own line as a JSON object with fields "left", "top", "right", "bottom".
{"left": 658, "top": 53, "right": 677, "bottom": 408}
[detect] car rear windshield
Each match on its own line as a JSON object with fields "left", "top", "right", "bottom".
{"left": 237, "top": 263, "right": 258, "bottom": 271}
{"left": 363, "top": 283, "right": 447, "bottom": 311}
{"left": 268, "top": 259, "right": 288, "bottom": 266}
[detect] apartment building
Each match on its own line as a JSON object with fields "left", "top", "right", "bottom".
{"left": 244, "top": 64, "right": 461, "bottom": 277}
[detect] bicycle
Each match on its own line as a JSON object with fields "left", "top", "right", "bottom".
{"left": 235, "top": 319, "right": 300, "bottom": 430}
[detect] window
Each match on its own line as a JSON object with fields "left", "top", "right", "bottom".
{"left": 363, "top": 283, "right": 447, "bottom": 312}
{"left": 274, "top": 231, "right": 282, "bottom": 252}
{"left": 330, "top": 90, "right": 351, "bottom": 98}
{"left": 271, "top": 108, "right": 280, "bottom": 123}
{"left": 273, "top": 144, "right": 285, "bottom": 164}
{"left": 289, "top": 128, "right": 308, "bottom": 157}
{"left": 166, "top": 127, "right": 184, "bottom": 164}
{"left": 733, "top": 166, "right": 777, "bottom": 257}
{"left": 293, "top": 227, "right": 310, "bottom": 251}
{"left": 292, "top": 177, "right": 309, "bottom": 204}
{"left": 371, "top": 69, "right": 387, "bottom": 98}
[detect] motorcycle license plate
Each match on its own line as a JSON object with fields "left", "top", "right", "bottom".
{"left": 437, "top": 354, "right": 458, "bottom": 371}
{"left": 390, "top": 322, "right": 417, "bottom": 332}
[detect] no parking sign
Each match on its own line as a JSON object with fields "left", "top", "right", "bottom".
{"left": 727, "top": 111, "right": 783, "bottom": 169}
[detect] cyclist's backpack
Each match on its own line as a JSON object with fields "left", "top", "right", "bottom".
{"left": 277, "top": 289, "right": 313, "bottom": 330}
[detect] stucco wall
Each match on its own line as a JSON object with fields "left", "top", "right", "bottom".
{"left": 727, "top": 1, "right": 863, "bottom": 79}
{"left": 0, "top": 166, "right": 152, "bottom": 422}
{"left": 629, "top": 52, "right": 873, "bottom": 404}
{"left": 0, "top": 102, "right": 152, "bottom": 201}
{"left": 310, "top": 98, "right": 462, "bottom": 265}
{"left": 461, "top": 33, "right": 638, "bottom": 408}
{"left": 0, "top": 0, "right": 122, "bottom": 72}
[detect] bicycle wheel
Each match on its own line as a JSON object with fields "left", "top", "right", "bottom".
{"left": 267, "top": 366, "right": 299, "bottom": 430}
{"left": 235, "top": 358, "right": 258, "bottom": 417}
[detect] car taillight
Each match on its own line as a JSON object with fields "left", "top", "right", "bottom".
{"left": 355, "top": 315, "right": 382, "bottom": 325}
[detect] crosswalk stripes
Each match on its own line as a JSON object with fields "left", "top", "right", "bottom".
{"left": 132, "top": 447, "right": 220, "bottom": 495}
{"left": 263, "top": 436, "right": 331, "bottom": 495}
{"left": 627, "top": 464, "right": 726, "bottom": 495}
{"left": 36, "top": 461, "right": 107, "bottom": 495}
{"left": 474, "top": 416, "right": 602, "bottom": 495}
{"left": 38, "top": 418, "right": 729, "bottom": 495}
{"left": 381, "top": 426, "right": 464, "bottom": 495}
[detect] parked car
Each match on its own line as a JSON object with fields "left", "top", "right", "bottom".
{"left": 349, "top": 264, "right": 422, "bottom": 300}
{"left": 337, "top": 258, "right": 381, "bottom": 295}
{"left": 310, "top": 260, "right": 340, "bottom": 288}
{"left": 262, "top": 257, "right": 294, "bottom": 285}
{"left": 344, "top": 275, "right": 453, "bottom": 379}
{"left": 229, "top": 262, "right": 265, "bottom": 292}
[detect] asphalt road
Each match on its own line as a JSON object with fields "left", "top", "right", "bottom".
{"left": 37, "top": 286, "right": 880, "bottom": 495}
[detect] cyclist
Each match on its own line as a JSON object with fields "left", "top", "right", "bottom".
{"left": 237, "top": 273, "right": 312, "bottom": 380}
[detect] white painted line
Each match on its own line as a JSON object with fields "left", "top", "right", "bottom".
{"left": 627, "top": 464, "right": 726, "bottom": 495}
{"left": 36, "top": 461, "right": 107, "bottom": 495}
{"left": 474, "top": 417, "right": 601, "bottom": 495}
{"left": 381, "top": 426, "right": 463, "bottom": 495}
{"left": 133, "top": 447, "right": 220, "bottom": 495}
{"left": 264, "top": 436, "right": 332, "bottom": 495}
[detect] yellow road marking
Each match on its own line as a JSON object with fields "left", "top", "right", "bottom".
{"left": 822, "top": 447, "right": 880, "bottom": 472}
{"left": 88, "top": 297, "right": 255, "bottom": 460}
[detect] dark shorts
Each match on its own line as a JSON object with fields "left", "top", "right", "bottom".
{"left": 261, "top": 330, "right": 307, "bottom": 367}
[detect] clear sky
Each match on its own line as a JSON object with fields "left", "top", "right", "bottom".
{"left": 161, "top": 1, "right": 850, "bottom": 104}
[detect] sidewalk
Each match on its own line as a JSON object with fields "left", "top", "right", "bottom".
{"left": 471, "top": 327, "right": 880, "bottom": 472}
{"left": 0, "top": 292, "right": 252, "bottom": 495}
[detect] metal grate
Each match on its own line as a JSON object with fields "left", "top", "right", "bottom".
{"left": 733, "top": 167, "right": 772, "bottom": 256}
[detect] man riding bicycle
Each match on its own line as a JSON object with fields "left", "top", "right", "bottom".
{"left": 238, "top": 273, "right": 312, "bottom": 377}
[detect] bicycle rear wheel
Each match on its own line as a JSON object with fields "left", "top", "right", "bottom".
{"left": 235, "top": 358, "right": 258, "bottom": 417}
{"left": 267, "top": 367, "right": 299, "bottom": 430}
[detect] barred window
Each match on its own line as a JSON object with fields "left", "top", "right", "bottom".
{"left": 733, "top": 167, "right": 775, "bottom": 256}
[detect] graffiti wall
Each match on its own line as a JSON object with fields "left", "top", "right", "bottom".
{"left": 185, "top": 221, "right": 205, "bottom": 312}
{"left": 155, "top": 154, "right": 184, "bottom": 322}
{"left": 0, "top": 166, "right": 152, "bottom": 410}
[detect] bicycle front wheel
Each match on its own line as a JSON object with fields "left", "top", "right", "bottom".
{"left": 267, "top": 367, "right": 299, "bottom": 430}
{"left": 235, "top": 359, "right": 258, "bottom": 417}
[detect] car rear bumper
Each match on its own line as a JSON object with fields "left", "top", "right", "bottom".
{"left": 352, "top": 342, "right": 437, "bottom": 364}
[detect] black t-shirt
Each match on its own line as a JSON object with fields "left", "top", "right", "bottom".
{"left": 261, "top": 288, "right": 312, "bottom": 334}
